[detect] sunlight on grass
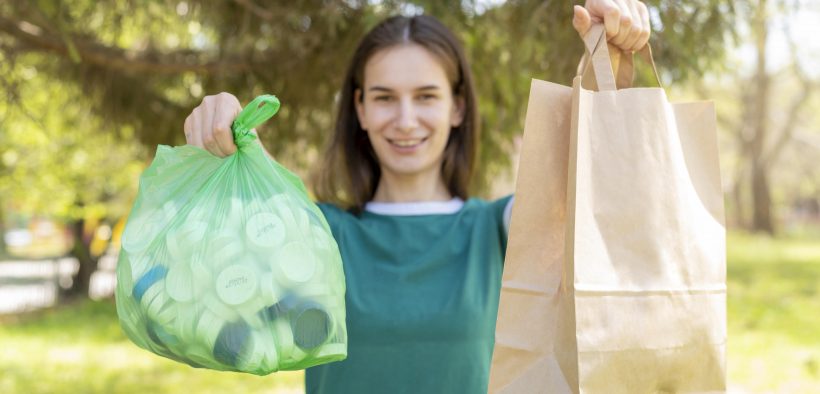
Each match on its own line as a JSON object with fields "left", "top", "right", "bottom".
{"left": 1, "top": 231, "right": 818, "bottom": 393}
{"left": 726, "top": 231, "right": 820, "bottom": 392}
{"left": 0, "top": 301, "right": 303, "bottom": 394}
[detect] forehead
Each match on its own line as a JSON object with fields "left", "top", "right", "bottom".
{"left": 363, "top": 44, "right": 451, "bottom": 90}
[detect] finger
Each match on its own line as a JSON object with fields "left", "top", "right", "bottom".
{"left": 573, "top": 5, "right": 592, "bottom": 36}
{"left": 184, "top": 115, "right": 193, "bottom": 144}
{"left": 597, "top": 0, "right": 622, "bottom": 39}
{"left": 189, "top": 108, "right": 204, "bottom": 149}
{"left": 572, "top": 5, "right": 593, "bottom": 37}
{"left": 625, "top": 0, "right": 645, "bottom": 50}
{"left": 201, "top": 99, "right": 226, "bottom": 157}
{"left": 609, "top": 0, "right": 634, "bottom": 47}
{"left": 620, "top": 1, "right": 643, "bottom": 51}
{"left": 213, "top": 99, "right": 239, "bottom": 156}
{"left": 635, "top": 1, "right": 651, "bottom": 50}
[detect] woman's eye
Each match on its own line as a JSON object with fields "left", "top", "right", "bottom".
{"left": 374, "top": 95, "right": 393, "bottom": 102}
{"left": 417, "top": 94, "right": 436, "bottom": 101}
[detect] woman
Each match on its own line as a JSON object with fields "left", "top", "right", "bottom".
{"left": 183, "top": 1, "right": 650, "bottom": 392}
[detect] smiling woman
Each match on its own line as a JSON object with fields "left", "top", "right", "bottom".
{"left": 315, "top": 15, "right": 478, "bottom": 212}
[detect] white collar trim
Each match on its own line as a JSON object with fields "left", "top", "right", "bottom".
{"left": 364, "top": 197, "right": 465, "bottom": 216}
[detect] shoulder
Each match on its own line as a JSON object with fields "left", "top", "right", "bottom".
{"left": 464, "top": 194, "right": 513, "bottom": 218}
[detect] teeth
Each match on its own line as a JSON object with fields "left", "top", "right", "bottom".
{"left": 391, "top": 139, "right": 423, "bottom": 147}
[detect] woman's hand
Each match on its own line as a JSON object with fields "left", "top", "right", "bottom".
{"left": 572, "top": 0, "right": 651, "bottom": 52}
{"left": 183, "top": 92, "right": 243, "bottom": 158}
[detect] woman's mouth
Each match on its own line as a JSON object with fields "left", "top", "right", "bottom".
{"left": 387, "top": 137, "right": 428, "bottom": 151}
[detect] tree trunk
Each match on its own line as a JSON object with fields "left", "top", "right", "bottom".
{"left": 748, "top": 0, "right": 775, "bottom": 235}
{"left": 62, "top": 218, "right": 98, "bottom": 300}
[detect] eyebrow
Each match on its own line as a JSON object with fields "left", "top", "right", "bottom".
{"left": 368, "top": 85, "right": 441, "bottom": 92}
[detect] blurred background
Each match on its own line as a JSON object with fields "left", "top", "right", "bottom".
{"left": 0, "top": 0, "right": 818, "bottom": 393}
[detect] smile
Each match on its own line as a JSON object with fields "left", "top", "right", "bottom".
{"left": 388, "top": 137, "right": 428, "bottom": 148}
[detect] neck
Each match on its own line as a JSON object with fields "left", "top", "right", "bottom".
{"left": 371, "top": 169, "right": 452, "bottom": 203}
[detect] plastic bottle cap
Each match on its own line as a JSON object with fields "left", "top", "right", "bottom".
{"left": 185, "top": 344, "right": 217, "bottom": 369}
{"left": 216, "top": 265, "right": 259, "bottom": 306}
{"left": 122, "top": 208, "right": 164, "bottom": 253}
{"left": 190, "top": 262, "right": 212, "bottom": 297}
{"left": 214, "top": 321, "right": 251, "bottom": 367}
{"left": 146, "top": 288, "right": 174, "bottom": 325}
{"left": 207, "top": 230, "right": 244, "bottom": 270}
{"left": 117, "top": 255, "right": 134, "bottom": 293}
{"left": 133, "top": 265, "right": 167, "bottom": 302}
{"left": 259, "top": 330, "right": 279, "bottom": 372}
{"left": 294, "top": 207, "right": 311, "bottom": 233}
{"left": 315, "top": 343, "right": 347, "bottom": 360}
{"left": 246, "top": 212, "right": 285, "bottom": 251}
{"left": 204, "top": 293, "right": 239, "bottom": 322}
{"left": 226, "top": 197, "right": 246, "bottom": 230}
{"left": 273, "top": 319, "right": 294, "bottom": 361}
{"left": 174, "top": 305, "right": 200, "bottom": 344}
{"left": 165, "top": 264, "right": 194, "bottom": 303}
{"left": 236, "top": 295, "right": 266, "bottom": 329}
{"left": 166, "top": 220, "right": 207, "bottom": 260}
{"left": 195, "top": 310, "right": 223, "bottom": 349}
{"left": 237, "top": 330, "right": 266, "bottom": 372}
{"left": 291, "top": 302, "right": 333, "bottom": 350}
{"left": 271, "top": 242, "right": 317, "bottom": 285}
{"left": 307, "top": 225, "right": 329, "bottom": 251}
{"left": 259, "top": 272, "right": 283, "bottom": 306}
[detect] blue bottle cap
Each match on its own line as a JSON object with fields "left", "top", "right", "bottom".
{"left": 213, "top": 320, "right": 251, "bottom": 367}
{"left": 133, "top": 265, "right": 168, "bottom": 302}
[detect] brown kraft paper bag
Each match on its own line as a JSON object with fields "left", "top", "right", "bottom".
{"left": 490, "top": 25, "right": 727, "bottom": 393}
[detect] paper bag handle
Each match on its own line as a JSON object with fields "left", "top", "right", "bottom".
{"left": 578, "top": 24, "right": 662, "bottom": 90}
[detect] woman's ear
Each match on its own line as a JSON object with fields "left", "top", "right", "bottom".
{"left": 450, "top": 95, "right": 466, "bottom": 128}
{"left": 354, "top": 89, "right": 367, "bottom": 130}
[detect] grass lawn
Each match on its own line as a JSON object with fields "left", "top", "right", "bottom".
{"left": 726, "top": 231, "right": 820, "bottom": 392}
{"left": 0, "top": 231, "right": 818, "bottom": 393}
{"left": 0, "top": 300, "right": 304, "bottom": 393}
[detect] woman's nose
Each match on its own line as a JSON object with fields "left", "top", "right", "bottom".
{"left": 395, "top": 99, "right": 419, "bottom": 133}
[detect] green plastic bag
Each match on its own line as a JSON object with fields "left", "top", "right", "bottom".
{"left": 115, "top": 95, "right": 347, "bottom": 375}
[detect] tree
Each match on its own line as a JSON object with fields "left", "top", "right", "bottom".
{"left": 0, "top": 0, "right": 740, "bottom": 298}
{"left": 0, "top": 54, "right": 146, "bottom": 298}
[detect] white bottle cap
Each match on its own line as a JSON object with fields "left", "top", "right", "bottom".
{"left": 122, "top": 208, "right": 164, "bottom": 253}
{"left": 208, "top": 230, "right": 244, "bottom": 269}
{"left": 146, "top": 289, "right": 174, "bottom": 326}
{"left": 174, "top": 305, "right": 200, "bottom": 344}
{"left": 236, "top": 294, "right": 266, "bottom": 329}
{"left": 270, "top": 242, "right": 317, "bottom": 285}
{"left": 204, "top": 293, "right": 240, "bottom": 322}
{"left": 315, "top": 343, "right": 347, "bottom": 360}
{"left": 259, "top": 330, "right": 280, "bottom": 372}
{"left": 259, "top": 272, "right": 283, "bottom": 306}
{"left": 273, "top": 318, "right": 294, "bottom": 361}
{"left": 195, "top": 309, "right": 224, "bottom": 349}
{"left": 185, "top": 343, "right": 218, "bottom": 369}
{"left": 216, "top": 264, "right": 259, "bottom": 306}
{"left": 225, "top": 197, "right": 246, "bottom": 231}
{"left": 165, "top": 264, "right": 194, "bottom": 303}
{"left": 166, "top": 220, "right": 207, "bottom": 260}
{"left": 245, "top": 212, "right": 286, "bottom": 252}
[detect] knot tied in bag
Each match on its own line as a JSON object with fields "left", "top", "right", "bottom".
{"left": 232, "top": 95, "right": 281, "bottom": 149}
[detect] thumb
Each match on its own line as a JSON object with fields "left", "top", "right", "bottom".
{"left": 572, "top": 5, "right": 592, "bottom": 37}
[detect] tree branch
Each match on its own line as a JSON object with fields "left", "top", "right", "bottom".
{"left": 0, "top": 15, "right": 253, "bottom": 74}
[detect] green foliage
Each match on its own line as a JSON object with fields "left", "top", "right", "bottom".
{"left": 0, "top": 54, "right": 146, "bottom": 221}
{"left": 0, "top": 0, "right": 738, "bottom": 197}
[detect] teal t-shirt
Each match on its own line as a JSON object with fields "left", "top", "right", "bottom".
{"left": 305, "top": 196, "right": 513, "bottom": 394}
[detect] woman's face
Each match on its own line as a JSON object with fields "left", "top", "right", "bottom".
{"left": 355, "top": 44, "right": 464, "bottom": 181}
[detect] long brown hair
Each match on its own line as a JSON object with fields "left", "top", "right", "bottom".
{"left": 313, "top": 15, "right": 479, "bottom": 214}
